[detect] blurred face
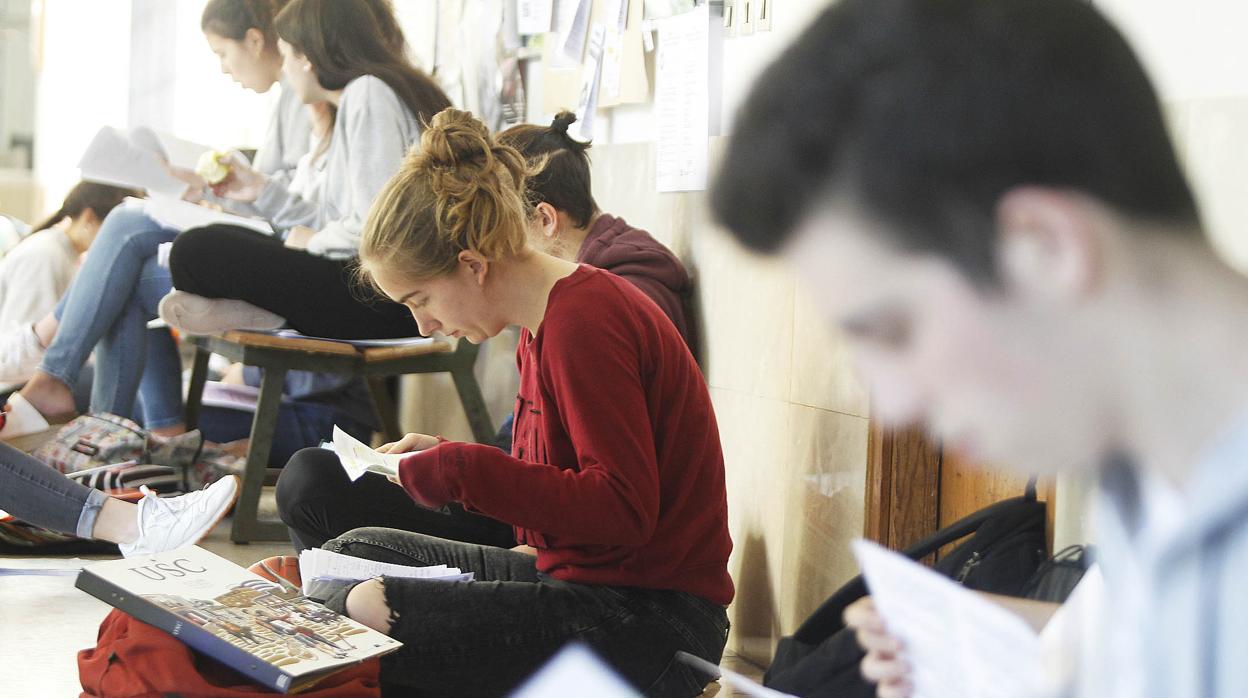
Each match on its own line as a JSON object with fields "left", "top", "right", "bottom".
{"left": 785, "top": 200, "right": 1113, "bottom": 475}
{"left": 204, "top": 30, "right": 275, "bottom": 93}
{"left": 277, "top": 39, "right": 322, "bottom": 104}
{"left": 368, "top": 255, "right": 507, "bottom": 344}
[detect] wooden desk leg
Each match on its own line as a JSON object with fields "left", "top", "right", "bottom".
{"left": 450, "top": 359, "right": 494, "bottom": 444}
{"left": 231, "top": 366, "right": 290, "bottom": 543}
{"left": 366, "top": 376, "right": 403, "bottom": 444}
{"left": 184, "top": 347, "right": 210, "bottom": 431}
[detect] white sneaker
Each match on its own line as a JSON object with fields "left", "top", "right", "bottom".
{"left": 119, "top": 475, "right": 240, "bottom": 557}
{"left": 158, "top": 290, "right": 285, "bottom": 335}
{"left": 0, "top": 323, "right": 45, "bottom": 383}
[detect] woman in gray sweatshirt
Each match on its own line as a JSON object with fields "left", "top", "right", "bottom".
{"left": 163, "top": 0, "right": 452, "bottom": 340}
{"left": 0, "top": 0, "right": 446, "bottom": 445}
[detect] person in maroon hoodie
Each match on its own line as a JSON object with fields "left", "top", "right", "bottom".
{"left": 272, "top": 112, "right": 703, "bottom": 552}
{"left": 499, "top": 111, "right": 699, "bottom": 359}
{"left": 300, "top": 108, "right": 733, "bottom": 697}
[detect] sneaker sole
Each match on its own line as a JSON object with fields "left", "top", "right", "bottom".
{"left": 187, "top": 475, "right": 242, "bottom": 547}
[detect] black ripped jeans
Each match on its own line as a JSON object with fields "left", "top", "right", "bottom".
{"left": 276, "top": 447, "right": 516, "bottom": 552}
{"left": 323, "top": 527, "right": 730, "bottom": 697}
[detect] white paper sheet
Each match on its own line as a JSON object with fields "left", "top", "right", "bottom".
{"left": 604, "top": 0, "right": 630, "bottom": 32}
{"left": 572, "top": 24, "right": 607, "bottom": 142}
{"left": 330, "top": 425, "right": 409, "bottom": 481}
{"left": 559, "top": 0, "right": 592, "bottom": 66}
{"left": 601, "top": 31, "right": 625, "bottom": 101}
{"left": 851, "top": 540, "right": 1043, "bottom": 698}
{"left": 675, "top": 652, "right": 796, "bottom": 697}
{"left": 142, "top": 194, "right": 273, "bottom": 235}
{"left": 511, "top": 644, "right": 642, "bottom": 697}
{"left": 271, "top": 330, "right": 436, "bottom": 349}
{"left": 298, "top": 548, "right": 471, "bottom": 596}
{"left": 518, "top": 0, "right": 554, "bottom": 35}
{"left": 654, "top": 4, "right": 709, "bottom": 192}
{"left": 77, "top": 126, "right": 187, "bottom": 198}
{"left": 129, "top": 126, "right": 211, "bottom": 170}
{"left": 0, "top": 557, "right": 87, "bottom": 576}
{"left": 200, "top": 381, "right": 261, "bottom": 413}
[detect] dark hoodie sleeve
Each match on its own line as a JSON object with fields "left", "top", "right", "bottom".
{"left": 592, "top": 244, "right": 692, "bottom": 349}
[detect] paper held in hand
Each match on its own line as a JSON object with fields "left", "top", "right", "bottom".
{"left": 330, "top": 426, "right": 408, "bottom": 481}
{"left": 851, "top": 539, "right": 1044, "bottom": 698}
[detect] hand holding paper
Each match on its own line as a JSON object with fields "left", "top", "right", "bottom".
{"left": 851, "top": 539, "right": 1043, "bottom": 698}
{"left": 331, "top": 425, "right": 409, "bottom": 482}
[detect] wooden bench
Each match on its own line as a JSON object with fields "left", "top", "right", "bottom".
{"left": 182, "top": 331, "right": 494, "bottom": 543}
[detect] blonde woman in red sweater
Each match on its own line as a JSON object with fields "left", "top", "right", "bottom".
{"left": 302, "top": 108, "right": 733, "bottom": 697}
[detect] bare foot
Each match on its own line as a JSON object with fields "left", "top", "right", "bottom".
{"left": 217, "top": 438, "right": 251, "bottom": 458}
{"left": 150, "top": 424, "right": 188, "bottom": 438}
{"left": 33, "top": 313, "right": 59, "bottom": 348}
{"left": 17, "top": 370, "right": 77, "bottom": 420}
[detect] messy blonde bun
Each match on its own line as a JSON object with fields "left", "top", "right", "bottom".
{"left": 361, "top": 108, "right": 533, "bottom": 282}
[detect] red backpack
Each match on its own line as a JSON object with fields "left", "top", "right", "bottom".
{"left": 79, "top": 610, "right": 382, "bottom": 697}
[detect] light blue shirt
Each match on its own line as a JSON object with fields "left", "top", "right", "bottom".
{"left": 1062, "top": 415, "right": 1248, "bottom": 698}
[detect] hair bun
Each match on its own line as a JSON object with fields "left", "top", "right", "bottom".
{"left": 423, "top": 108, "right": 494, "bottom": 168}
{"left": 550, "top": 111, "right": 577, "bottom": 137}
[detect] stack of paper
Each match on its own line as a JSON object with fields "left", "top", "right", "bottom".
{"left": 298, "top": 548, "right": 473, "bottom": 597}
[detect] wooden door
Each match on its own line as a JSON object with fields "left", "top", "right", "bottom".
{"left": 866, "top": 424, "right": 1053, "bottom": 559}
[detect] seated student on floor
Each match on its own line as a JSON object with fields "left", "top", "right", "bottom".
{"left": 274, "top": 110, "right": 699, "bottom": 551}
{"left": 283, "top": 108, "right": 732, "bottom": 697}
{"left": 0, "top": 0, "right": 443, "bottom": 452}
{"left": 710, "top": 0, "right": 1248, "bottom": 695}
{"left": 0, "top": 0, "right": 316, "bottom": 441}
{"left": 0, "top": 182, "right": 136, "bottom": 395}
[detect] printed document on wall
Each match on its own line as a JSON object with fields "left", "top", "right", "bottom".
{"left": 655, "top": 4, "right": 709, "bottom": 192}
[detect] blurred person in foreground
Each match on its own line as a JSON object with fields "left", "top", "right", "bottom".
{"left": 711, "top": 0, "right": 1248, "bottom": 696}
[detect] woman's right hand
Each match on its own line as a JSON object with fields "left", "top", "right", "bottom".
{"left": 209, "top": 152, "right": 268, "bottom": 203}
{"left": 168, "top": 166, "right": 207, "bottom": 202}
{"left": 844, "top": 597, "right": 914, "bottom": 698}
{"left": 377, "top": 432, "right": 440, "bottom": 455}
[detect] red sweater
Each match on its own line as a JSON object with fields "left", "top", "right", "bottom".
{"left": 398, "top": 265, "right": 734, "bottom": 605}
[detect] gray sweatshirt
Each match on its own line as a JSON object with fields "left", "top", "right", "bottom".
{"left": 253, "top": 78, "right": 312, "bottom": 186}
{"left": 250, "top": 75, "right": 421, "bottom": 258}
{"left": 213, "top": 80, "right": 310, "bottom": 222}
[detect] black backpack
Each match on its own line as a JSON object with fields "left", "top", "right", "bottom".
{"left": 765, "top": 483, "right": 1056, "bottom": 697}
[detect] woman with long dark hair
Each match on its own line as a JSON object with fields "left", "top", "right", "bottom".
{"left": 0, "top": 0, "right": 444, "bottom": 445}
{"left": 0, "top": 182, "right": 136, "bottom": 387}
{"left": 161, "top": 0, "right": 451, "bottom": 339}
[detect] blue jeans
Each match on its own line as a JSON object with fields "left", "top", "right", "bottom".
{"left": 41, "top": 207, "right": 179, "bottom": 422}
{"left": 0, "top": 441, "right": 107, "bottom": 537}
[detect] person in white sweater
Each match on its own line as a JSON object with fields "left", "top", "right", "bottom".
{"left": 0, "top": 182, "right": 136, "bottom": 387}
{"left": 0, "top": 0, "right": 448, "bottom": 445}
{"left": 160, "top": 0, "right": 451, "bottom": 339}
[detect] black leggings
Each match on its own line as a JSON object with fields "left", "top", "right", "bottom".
{"left": 168, "top": 225, "right": 419, "bottom": 339}
{"left": 275, "top": 447, "right": 516, "bottom": 552}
